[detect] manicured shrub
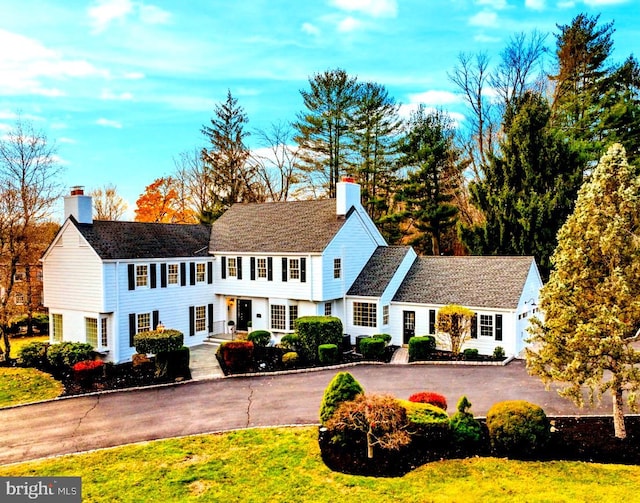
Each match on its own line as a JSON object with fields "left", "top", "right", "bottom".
{"left": 449, "top": 396, "right": 483, "bottom": 452}
{"left": 372, "top": 333, "right": 392, "bottom": 345}
{"left": 408, "top": 391, "right": 448, "bottom": 411}
{"left": 493, "top": 346, "right": 506, "bottom": 359}
{"left": 486, "top": 400, "right": 551, "bottom": 458}
{"left": 155, "top": 346, "right": 191, "bottom": 380}
{"left": 279, "top": 334, "right": 300, "bottom": 352}
{"left": 282, "top": 351, "right": 299, "bottom": 367}
{"left": 247, "top": 330, "right": 271, "bottom": 347}
{"left": 216, "top": 340, "right": 254, "bottom": 373}
{"left": 408, "top": 336, "right": 436, "bottom": 361}
{"left": 462, "top": 348, "right": 479, "bottom": 360}
{"left": 295, "top": 316, "right": 343, "bottom": 362}
{"left": 319, "top": 371, "right": 364, "bottom": 424}
{"left": 72, "top": 359, "right": 104, "bottom": 385}
{"left": 72, "top": 359, "right": 104, "bottom": 372}
{"left": 359, "top": 337, "right": 386, "bottom": 360}
{"left": 17, "top": 341, "right": 50, "bottom": 370}
{"left": 47, "top": 342, "right": 94, "bottom": 372}
{"left": 318, "top": 344, "right": 339, "bottom": 365}
{"left": 134, "top": 329, "right": 183, "bottom": 354}
{"left": 398, "top": 399, "right": 449, "bottom": 433}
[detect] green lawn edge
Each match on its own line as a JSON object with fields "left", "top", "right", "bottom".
{"left": 0, "top": 367, "right": 63, "bottom": 407}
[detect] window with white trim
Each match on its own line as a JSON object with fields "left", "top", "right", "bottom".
{"left": 353, "top": 302, "right": 377, "bottom": 327}
{"left": 333, "top": 258, "right": 341, "bottom": 279}
{"left": 228, "top": 257, "right": 237, "bottom": 277}
{"left": 271, "top": 304, "right": 286, "bottom": 330}
{"left": 289, "top": 259, "right": 300, "bottom": 280}
{"left": 257, "top": 258, "right": 267, "bottom": 278}
{"left": 86, "top": 317, "right": 98, "bottom": 348}
{"left": 289, "top": 305, "right": 298, "bottom": 331}
{"left": 383, "top": 305, "right": 389, "bottom": 325}
{"left": 195, "top": 305, "right": 207, "bottom": 332}
{"left": 137, "top": 312, "right": 151, "bottom": 333}
{"left": 196, "top": 263, "right": 206, "bottom": 283}
{"left": 101, "top": 318, "right": 108, "bottom": 347}
{"left": 52, "top": 313, "right": 63, "bottom": 342}
{"left": 480, "top": 314, "right": 493, "bottom": 337}
{"left": 13, "top": 271, "right": 25, "bottom": 282}
{"left": 14, "top": 293, "right": 24, "bottom": 305}
{"left": 168, "top": 263, "right": 179, "bottom": 285}
{"left": 136, "top": 265, "right": 148, "bottom": 288}
{"left": 324, "top": 302, "right": 332, "bottom": 316}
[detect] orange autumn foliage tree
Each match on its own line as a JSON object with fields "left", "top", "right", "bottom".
{"left": 134, "top": 177, "right": 197, "bottom": 223}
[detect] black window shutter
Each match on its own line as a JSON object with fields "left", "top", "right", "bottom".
{"left": 250, "top": 257, "right": 256, "bottom": 280}
{"left": 208, "top": 303, "right": 214, "bottom": 333}
{"left": 237, "top": 257, "right": 243, "bottom": 279}
{"left": 207, "top": 261, "right": 213, "bottom": 284}
{"left": 300, "top": 257, "right": 306, "bottom": 283}
{"left": 429, "top": 309, "right": 436, "bottom": 335}
{"left": 471, "top": 313, "right": 478, "bottom": 339}
{"left": 495, "top": 314, "right": 503, "bottom": 341}
{"left": 267, "top": 257, "right": 273, "bottom": 281}
{"left": 190, "top": 262, "right": 196, "bottom": 285}
{"left": 189, "top": 306, "right": 195, "bottom": 336}
{"left": 221, "top": 256, "right": 227, "bottom": 279}
{"left": 152, "top": 310, "right": 159, "bottom": 330}
{"left": 129, "top": 313, "right": 136, "bottom": 346}
{"left": 160, "top": 263, "right": 167, "bottom": 288}
{"left": 180, "top": 263, "right": 186, "bottom": 286}
{"left": 127, "top": 264, "right": 135, "bottom": 290}
{"left": 150, "top": 264, "right": 157, "bottom": 289}
{"left": 282, "top": 258, "right": 288, "bottom": 282}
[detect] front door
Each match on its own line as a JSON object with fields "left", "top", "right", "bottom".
{"left": 237, "top": 299, "right": 252, "bottom": 331}
{"left": 403, "top": 311, "right": 415, "bottom": 345}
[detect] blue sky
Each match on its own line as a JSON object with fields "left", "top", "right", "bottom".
{"left": 0, "top": 0, "right": 638, "bottom": 219}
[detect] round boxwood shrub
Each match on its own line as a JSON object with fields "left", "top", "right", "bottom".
{"left": 493, "top": 346, "right": 506, "bottom": 360}
{"left": 247, "top": 330, "right": 271, "bottom": 347}
{"left": 282, "top": 351, "right": 299, "bottom": 367}
{"left": 360, "top": 337, "right": 386, "bottom": 360}
{"left": 462, "top": 348, "right": 479, "bottom": 360}
{"left": 47, "top": 342, "right": 94, "bottom": 373}
{"left": 486, "top": 400, "right": 551, "bottom": 459}
{"left": 279, "top": 333, "right": 300, "bottom": 351}
{"left": 372, "top": 333, "right": 392, "bottom": 345}
{"left": 134, "top": 329, "right": 183, "bottom": 354}
{"left": 216, "top": 340, "right": 254, "bottom": 374}
{"left": 318, "top": 344, "right": 339, "bottom": 365}
{"left": 18, "top": 341, "right": 50, "bottom": 370}
{"left": 449, "top": 396, "right": 483, "bottom": 453}
{"left": 409, "top": 391, "right": 448, "bottom": 411}
{"left": 295, "top": 316, "right": 343, "bottom": 362}
{"left": 408, "top": 336, "right": 436, "bottom": 361}
{"left": 319, "top": 371, "right": 364, "bottom": 424}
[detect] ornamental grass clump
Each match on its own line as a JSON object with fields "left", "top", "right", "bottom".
{"left": 319, "top": 371, "right": 364, "bottom": 425}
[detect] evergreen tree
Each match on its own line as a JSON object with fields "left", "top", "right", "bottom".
{"left": 527, "top": 144, "right": 640, "bottom": 439}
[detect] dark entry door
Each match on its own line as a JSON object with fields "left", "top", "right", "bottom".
{"left": 403, "top": 311, "right": 415, "bottom": 344}
{"left": 237, "top": 299, "right": 252, "bottom": 331}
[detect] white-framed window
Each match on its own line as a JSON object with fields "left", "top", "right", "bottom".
{"left": 168, "top": 263, "right": 179, "bottom": 285}
{"left": 289, "top": 305, "right": 298, "bottom": 331}
{"left": 101, "top": 318, "right": 108, "bottom": 347}
{"left": 383, "top": 305, "right": 389, "bottom": 325}
{"left": 289, "top": 259, "right": 300, "bottom": 280}
{"left": 86, "top": 317, "right": 98, "bottom": 347}
{"left": 480, "top": 314, "right": 493, "bottom": 337}
{"left": 14, "top": 292, "right": 24, "bottom": 305}
{"left": 228, "top": 257, "right": 237, "bottom": 277}
{"left": 137, "top": 312, "right": 151, "bottom": 333}
{"left": 353, "top": 302, "right": 376, "bottom": 327}
{"left": 195, "top": 305, "right": 207, "bottom": 332}
{"left": 257, "top": 258, "right": 267, "bottom": 278}
{"left": 136, "top": 265, "right": 148, "bottom": 288}
{"left": 324, "top": 302, "right": 332, "bottom": 316}
{"left": 13, "top": 271, "right": 25, "bottom": 282}
{"left": 334, "top": 258, "right": 341, "bottom": 279}
{"left": 196, "top": 263, "right": 206, "bottom": 283}
{"left": 52, "top": 313, "right": 63, "bottom": 342}
{"left": 271, "top": 304, "right": 286, "bottom": 330}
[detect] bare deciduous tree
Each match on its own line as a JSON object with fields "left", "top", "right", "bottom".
{"left": 91, "top": 184, "right": 127, "bottom": 220}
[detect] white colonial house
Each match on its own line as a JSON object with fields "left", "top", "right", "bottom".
{"left": 42, "top": 180, "right": 543, "bottom": 363}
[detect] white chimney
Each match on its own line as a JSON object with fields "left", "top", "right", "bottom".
{"left": 64, "top": 186, "right": 93, "bottom": 224}
{"left": 336, "top": 177, "right": 361, "bottom": 216}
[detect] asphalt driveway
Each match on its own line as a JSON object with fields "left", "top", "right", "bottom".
{"left": 0, "top": 360, "right": 616, "bottom": 465}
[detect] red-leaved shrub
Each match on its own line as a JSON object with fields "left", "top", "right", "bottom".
{"left": 72, "top": 359, "right": 104, "bottom": 372}
{"left": 217, "top": 340, "right": 254, "bottom": 373}
{"left": 408, "top": 391, "right": 447, "bottom": 411}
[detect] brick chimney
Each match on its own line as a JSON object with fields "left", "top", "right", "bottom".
{"left": 64, "top": 186, "right": 93, "bottom": 224}
{"left": 336, "top": 177, "right": 361, "bottom": 216}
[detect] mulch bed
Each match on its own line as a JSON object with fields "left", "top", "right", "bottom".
{"left": 414, "top": 350, "right": 504, "bottom": 363}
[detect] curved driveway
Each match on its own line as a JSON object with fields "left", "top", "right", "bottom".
{"left": 0, "top": 361, "right": 613, "bottom": 465}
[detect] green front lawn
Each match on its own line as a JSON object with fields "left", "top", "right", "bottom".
{"left": 1, "top": 427, "right": 639, "bottom": 502}
{"left": 0, "top": 367, "right": 63, "bottom": 407}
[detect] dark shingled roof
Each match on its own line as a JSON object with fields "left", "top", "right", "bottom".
{"left": 393, "top": 256, "right": 535, "bottom": 309}
{"left": 72, "top": 218, "right": 211, "bottom": 260}
{"left": 348, "top": 246, "right": 414, "bottom": 297}
{"left": 209, "top": 199, "right": 349, "bottom": 253}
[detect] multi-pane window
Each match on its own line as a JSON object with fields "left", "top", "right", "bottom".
{"left": 196, "top": 263, "right": 206, "bottom": 283}
{"left": 353, "top": 302, "right": 377, "bottom": 327}
{"left": 289, "top": 305, "right": 298, "bottom": 331}
{"left": 195, "top": 306, "right": 207, "bottom": 332}
{"left": 257, "top": 258, "right": 267, "bottom": 278}
{"left": 86, "top": 317, "right": 98, "bottom": 348}
{"left": 136, "top": 265, "right": 148, "bottom": 287}
{"left": 271, "top": 304, "right": 286, "bottom": 330}
{"left": 228, "top": 258, "right": 237, "bottom": 277}
{"left": 480, "top": 315, "right": 493, "bottom": 337}
{"left": 101, "top": 318, "right": 108, "bottom": 347}
{"left": 333, "top": 258, "right": 341, "bottom": 279}
{"left": 168, "top": 264, "right": 179, "bottom": 285}
{"left": 14, "top": 293, "right": 24, "bottom": 305}
{"left": 324, "top": 302, "right": 332, "bottom": 316}
{"left": 52, "top": 313, "right": 63, "bottom": 342}
{"left": 289, "top": 259, "right": 300, "bottom": 280}
{"left": 383, "top": 305, "right": 389, "bottom": 325}
{"left": 137, "top": 312, "right": 151, "bottom": 333}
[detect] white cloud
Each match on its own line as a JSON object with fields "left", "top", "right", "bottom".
{"left": 96, "top": 118, "right": 123, "bottom": 128}
{"left": 302, "top": 22, "right": 321, "bottom": 36}
{"left": 100, "top": 89, "right": 134, "bottom": 100}
{"left": 138, "top": 4, "right": 171, "bottom": 24}
{"left": 408, "top": 90, "right": 462, "bottom": 106}
{"left": 88, "top": 0, "right": 171, "bottom": 34}
{"left": 58, "top": 137, "right": 77, "bottom": 144}
{"left": 469, "top": 11, "right": 498, "bottom": 27}
{"left": 330, "top": 0, "right": 398, "bottom": 17}
{"left": 123, "top": 71, "right": 145, "bottom": 80}
{"left": 525, "top": 0, "right": 546, "bottom": 8}
{"left": 398, "top": 103, "right": 466, "bottom": 127}
{"left": 474, "top": 33, "right": 501, "bottom": 43}
{"left": 337, "top": 16, "right": 363, "bottom": 32}
{"left": 583, "top": 0, "right": 628, "bottom": 4}
{"left": 475, "top": 0, "right": 508, "bottom": 9}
